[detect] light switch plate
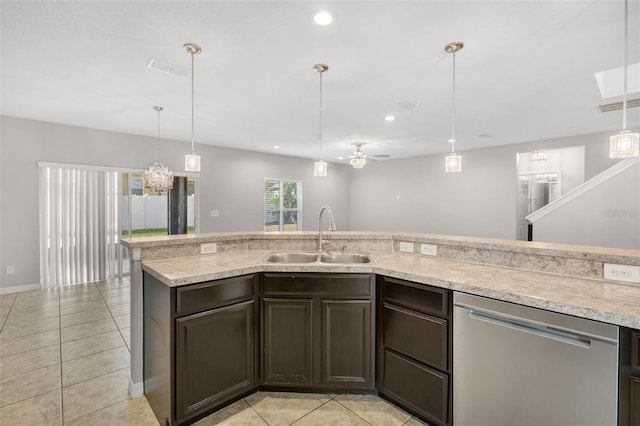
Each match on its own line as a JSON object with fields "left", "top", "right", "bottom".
{"left": 604, "top": 263, "right": 640, "bottom": 283}
{"left": 201, "top": 242, "right": 217, "bottom": 254}
{"left": 210, "top": 210, "right": 220, "bottom": 217}
{"left": 420, "top": 243, "right": 437, "bottom": 256}
{"left": 399, "top": 242, "right": 414, "bottom": 253}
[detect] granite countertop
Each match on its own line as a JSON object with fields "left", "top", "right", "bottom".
{"left": 141, "top": 249, "right": 640, "bottom": 329}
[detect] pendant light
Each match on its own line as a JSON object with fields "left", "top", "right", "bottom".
{"left": 529, "top": 149, "right": 548, "bottom": 162}
{"left": 184, "top": 42, "right": 202, "bottom": 171}
{"left": 145, "top": 106, "right": 174, "bottom": 192}
{"left": 444, "top": 41, "right": 463, "bottom": 173}
{"left": 314, "top": 64, "right": 329, "bottom": 177}
{"left": 609, "top": 0, "right": 639, "bottom": 158}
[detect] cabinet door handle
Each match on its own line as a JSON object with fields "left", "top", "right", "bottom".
{"left": 467, "top": 309, "right": 592, "bottom": 349}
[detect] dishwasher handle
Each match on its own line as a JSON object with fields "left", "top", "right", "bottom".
{"left": 467, "top": 308, "right": 593, "bottom": 349}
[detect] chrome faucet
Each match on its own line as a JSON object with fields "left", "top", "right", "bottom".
{"left": 317, "top": 205, "right": 336, "bottom": 251}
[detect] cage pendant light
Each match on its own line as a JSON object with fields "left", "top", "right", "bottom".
{"left": 184, "top": 43, "right": 202, "bottom": 171}
{"left": 314, "top": 64, "right": 329, "bottom": 177}
{"left": 445, "top": 41, "right": 464, "bottom": 173}
{"left": 145, "top": 106, "right": 174, "bottom": 193}
{"left": 609, "top": 0, "right": 639, "bottom": 158}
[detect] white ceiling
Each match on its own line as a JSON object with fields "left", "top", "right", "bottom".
{"left": 1, "top": 1, "right": 639, "bottom": 163}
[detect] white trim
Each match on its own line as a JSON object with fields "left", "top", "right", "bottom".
{"left": 527, "top": 157, "right": 639, "bottom": 222}
{"left": 129, "top": 378, "right": 144, "bottom": 398}
{"left": 37, "top": 161, "right": 200, "bottom": 178}
{"left": 0, "top": 283, "right": 41, "bottom": 295}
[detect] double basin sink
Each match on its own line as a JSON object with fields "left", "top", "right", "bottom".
{"left": 267, "top": 252, "right": 371, "bottom": 264}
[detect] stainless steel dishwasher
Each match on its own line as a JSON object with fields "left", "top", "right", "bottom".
{"left": 453, "top": 292, "right": 619, "bottom": 426}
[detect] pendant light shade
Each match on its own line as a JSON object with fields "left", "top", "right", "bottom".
{"left": 610, "top": 130, "right": 640, "bottom": 158}
{"left": 314, "top": 64, "right": 329, "bottom": 177}
{"left": 184, "top": 42, "right": 202, "bottom": 172}
{"left": 145, "top": 106, "right": 174, "bottom": 192}
{"left": 445, "top": 151, "right": 462, "bottom": 173}
{"left": 314, "top": 160, "right": 328, "bottom": 176}
{"left": 444, "top": 41, "right": 464, "bottom": 173}
{"left": 609, "top": 0, "right": 639, "bottom": 159}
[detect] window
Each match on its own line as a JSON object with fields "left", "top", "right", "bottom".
{"left": 264, "top": 179, "right": 302, "bottom": 232}
{"left": 121, "top": 173, "right": 197, "bottom": 238}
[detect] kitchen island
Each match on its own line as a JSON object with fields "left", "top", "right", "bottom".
{"left": 123, "top": 232, "right": 640, "bottom": 425}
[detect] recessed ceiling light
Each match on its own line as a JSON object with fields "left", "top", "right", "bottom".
{"left": 385, "top": 115, "right": 395, "bottom": 122}
{"left": 273, "top": 145, "right": 280, "bottom": 149}
{"left": 312, "top": 10, "right": 336, "bottom": 26}
{"left": 338, "top": 156, "right": 344, "bottom": 160}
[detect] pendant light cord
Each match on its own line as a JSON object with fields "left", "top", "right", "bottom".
{"left": 622, "top": 0, "right": 629, "bottom": 131}
{"left": 450, "top": 49, "right": 456, "bottom": 153}
{"left": 319, "top": 70, "right": 324, "bottom": 161}
{"left": 190, "top": 51, "right": 196, "bottom": 154}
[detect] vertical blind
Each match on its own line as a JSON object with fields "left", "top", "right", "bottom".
{"left": 39, "top": 165, "right": 122, "bottom": 288}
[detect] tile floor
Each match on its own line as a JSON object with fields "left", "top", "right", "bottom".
{"left": 0, "top": 278, "right": 427, "bottom": 425}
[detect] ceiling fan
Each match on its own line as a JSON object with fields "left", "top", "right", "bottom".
{"left": 343, "top": 143, "right": 390, "bottom": 169}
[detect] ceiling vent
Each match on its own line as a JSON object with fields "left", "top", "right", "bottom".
{"left": 146, "top": 59, "right": 189, "bottom": 77}
{"left": 396, "top": 99, "right": 420, "bottom": 109}
{"left": 598, "top": 98, "right": 640, "bottom": 113}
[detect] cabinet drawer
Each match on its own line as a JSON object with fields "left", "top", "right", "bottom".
{"left": 383, "top": 303, "right": 448, "bottom": 370}
{"left": 632, "top": 332, "right": 640, "bottom": 371}
{"left": 263, "top": 273, "right": 372, "bottom": 298}
{"left": 382, "top": 277, "right": 448, "bottom": 317}
{"left": 176, "top": 274, "right": 255, "bottom": 315}
{"left": 382, "top": 348, "right": 448, "bottom": 425}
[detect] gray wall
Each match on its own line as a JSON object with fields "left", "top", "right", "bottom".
{"left": 0, "top": 116, "right": 351, "bottom": 291}
{"left": 531, "top": 160, "right": 639, "bottom": 249}
{"left": 348, "top": 132, "right": 625, "bottom": 239}
{"left": 0, "top": 115, "right": 632, "bottom": 292}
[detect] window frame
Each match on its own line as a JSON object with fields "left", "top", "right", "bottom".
{"left": 263, "top": 178, "right": 303, "bottom": 232}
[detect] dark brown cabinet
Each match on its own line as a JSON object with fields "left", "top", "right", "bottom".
{"left": 377, "top": 276, "right": 452, "bottom": 426}
{"left": 620, "top": 329, "right": 640, "bottom": 426}
{"left": 263, "top": 298, "right": 313, "bottom": 385}
{"left": 261, "top": 273, "right": 375, "bottom": 391}
{"left": 144, "top": 273, "right": 258, "bottom": 426}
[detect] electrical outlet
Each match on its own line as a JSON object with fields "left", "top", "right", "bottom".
{"left": 6, "top": 265, "right": 15, "bottom": 275}
{"left": 399, "top": 242, "right": 414, "bottom": 253}
{"left": 420, "top": 243, "right": 438, "bottom": 256}
{"left": 200, "top": 242, "right": 217, "bottom": 254}
{"left": 604, "top": 263, "right": 640, "bottom": 283}
{"left": 210, "top": 210, "right": 219, "bottom": 217}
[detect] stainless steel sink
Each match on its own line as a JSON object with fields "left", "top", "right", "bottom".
{"left": 319, "top": 253, "right": 371, "bottom": 264}
{"left": 266, "top": 253, "right": 318, "bottom": 263}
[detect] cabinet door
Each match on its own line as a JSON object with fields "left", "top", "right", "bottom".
{"left": 263, "top": 298, "right": 313, "bottom": 386}
{"left": 175, "top": 300, "right": 256, "bottom": 423}
{"left": 321, "top": 300, "right": 374, "bottom": 389}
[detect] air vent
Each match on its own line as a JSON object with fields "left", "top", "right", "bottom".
{"left": 598, "top": 98, "right": 640, "bottom": 113}
{"left": 396, "top": 99, "right": 420, "bottom": 109}
{"left": 146, "top": 59, "right": 189, "bottom": 77}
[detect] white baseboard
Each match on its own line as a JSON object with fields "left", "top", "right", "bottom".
{"left": 129, "top": 378, "right": 144, "bottom": 398}
{"left": 0, "top": 283, "right": 41, "bottom": 295}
